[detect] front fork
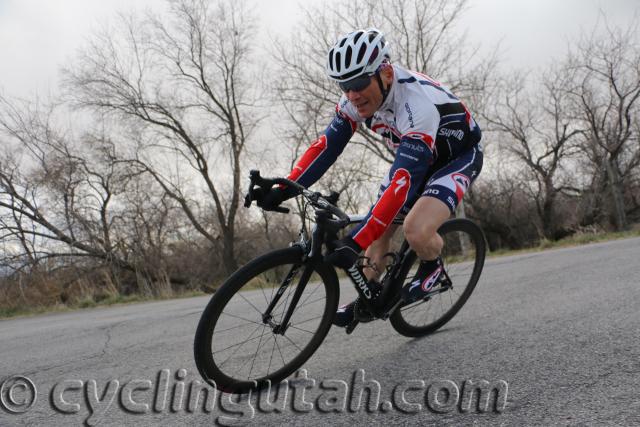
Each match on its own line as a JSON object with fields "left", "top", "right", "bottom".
{"left": 262, "top": 261, "right": 316, "bottom": 335}
{"left": 261, "top": 212, "right": 329, "bottom": 334}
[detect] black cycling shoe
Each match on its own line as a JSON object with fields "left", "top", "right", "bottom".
{"left": 402, "top": 258, "right": 444, "bottom": 303}
{"left": 333, "top": 300, "right": 357, "bottom": 327}
{"left": 333, "top": 281, "right": 382, "bottom": 327}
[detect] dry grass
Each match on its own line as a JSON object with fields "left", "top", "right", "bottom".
{"left": 2, "top": 226, "right": 639, "bottom": 319}
{"left": 0, "top": 267, "right": 205, "bottom": 319}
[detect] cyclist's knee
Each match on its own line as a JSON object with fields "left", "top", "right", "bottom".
{"left": 403, "top": 213, "right": 438, "bottom": 247}
{"left": 404, "top": 222, "right": 432, "bottom": 251}
{"left": 404, "top": 198, "right": 450, "bottom": 258}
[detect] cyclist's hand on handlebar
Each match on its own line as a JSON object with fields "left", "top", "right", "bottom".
{"left": 325, "top": 235, "right": 362, "bottom": 269}
{"left": 256, "top": 187, "right": 286, "bottom": 212}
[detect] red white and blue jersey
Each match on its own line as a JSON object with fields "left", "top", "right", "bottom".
{"left": 287, "top": 64, "right": 482, "bottom": 250}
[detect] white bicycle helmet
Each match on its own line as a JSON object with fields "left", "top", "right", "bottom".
{"left": 326, "top": 28, "right": 390, "bottom": 83}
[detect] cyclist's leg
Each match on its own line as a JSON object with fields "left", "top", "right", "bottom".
{"left": 405, "top": 143, "right": 484, "bottom": 256}
{"left": 402, "top": 144, "right": 483, "bottom": 298}
{"left": 363, "top": 224, "right": 399, "bottom": 281}
{"left": 404, "top": 197, "right": 450, "bottom": 259}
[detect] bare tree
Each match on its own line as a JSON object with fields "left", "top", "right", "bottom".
{"left": 63, "top": 0, "right": 260, "bottom": 274}
{"left": 564, "top": 19, "right": 640, "bottom": 230}
{"left": 466, "top": 171, "right": 540, "bottom": 249}
{"left": 0, "top": 96, "right": 136, "bottom": 275}
{"left": 483, "top": 68, "right": 583, "bottom": 240}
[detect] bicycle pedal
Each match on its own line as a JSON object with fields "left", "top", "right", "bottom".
{"left": 345, "top": 319, "right": 359, "bottom": 334}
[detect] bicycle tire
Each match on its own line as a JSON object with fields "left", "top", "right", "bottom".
{"left": 194, "top": 246, "right": 339, "bottom": 394}
{"left": 389, "top": 218, "right": 486, "bottom": 337}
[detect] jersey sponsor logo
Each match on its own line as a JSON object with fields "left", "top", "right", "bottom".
{"left": 399, "top": 152, "right": 419, "bottom": 162}
{"left": 452, "top": 173, "right": 470, "bottom": 192}
{"left": 400, "top": 139, "right": 426, "bottom": 153}
{"left": 452, "top": 172, "right": 470, "bottom": 203}
{"left": 405, "top": 102, "right": 415, "bottom": 128}
{"left": 424, "top": 188, "right": 440, "bottom": 196}
{"left": 438, "top": 128, "right": 465, "bottom": 140}
{"left": 311, "top": 135, "right": 327, "bottom": 149}
{"left": 332, "top": 115, "right": 345, "bottom": 131}
{"left": 403, "top": 132, "right": 435, "bottom": 150}
{"left": 394, "top": 176, "right": 408, "bottom": 195}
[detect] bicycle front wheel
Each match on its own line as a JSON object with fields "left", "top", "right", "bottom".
{"left": 390, "top": 218, "right": 486, "bottom": 337}
{"left": 194, "top": 246, "right": 339, "bottom": 394}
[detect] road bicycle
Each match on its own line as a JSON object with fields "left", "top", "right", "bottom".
{"left": 194, "top": 170, "right": 486, "bottom": 393}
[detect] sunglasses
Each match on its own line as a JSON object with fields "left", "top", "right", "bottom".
{"left": 338, "top": 73, "right": 374, "bottom": 93}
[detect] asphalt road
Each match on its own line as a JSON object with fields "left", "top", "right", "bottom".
{"left": 1, "top": 237, "right": 639, "bottom": 426}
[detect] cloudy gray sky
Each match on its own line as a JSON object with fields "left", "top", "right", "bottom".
{"left": 0, "top": 0, "right": 638, "bottom": 98}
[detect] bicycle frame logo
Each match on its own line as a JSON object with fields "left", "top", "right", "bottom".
{"left": 347, "top": 265, "right": 373, "bottom": 299}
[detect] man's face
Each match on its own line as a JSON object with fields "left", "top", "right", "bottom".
{"left": 343, "top": 75, "right": 383, "bottom": 119}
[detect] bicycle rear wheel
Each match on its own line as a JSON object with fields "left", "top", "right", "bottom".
{"left": 390, "top": 218, "right": 486, "bottom": 337}
{"left": 194, "top": 246, "right": 339, "bottom": 394}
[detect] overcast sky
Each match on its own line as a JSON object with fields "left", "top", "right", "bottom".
{"left": 0, "top": 0, "right": 638, "bottom": 98}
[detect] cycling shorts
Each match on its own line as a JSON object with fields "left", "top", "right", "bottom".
{"left": 421, "top": 143, "right": 484, "bottom": 213}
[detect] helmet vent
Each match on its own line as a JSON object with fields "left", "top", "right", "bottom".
{"left": 368, "top": 47, "right": 379, "bottom": 65}
{"left": 345, "top": 46, "right": 353, "bottom": 67}
{"left": 357, "top": 44, "right": 367, "bottom": 63}
{"left": 335, "top": 51, "right": 342, "bottom": 72}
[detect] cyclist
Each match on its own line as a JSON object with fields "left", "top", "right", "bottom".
{"left": 258, "top": 28, "right": 483, "bottom": 327}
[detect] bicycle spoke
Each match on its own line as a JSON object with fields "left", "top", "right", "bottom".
{"left": 273, "top": 334, "right": 287, "bottom": 367}
{"left": 214, "top": 324, "right": 263, "bottom": 358}
{"left": 219, "top": 311, "right": 262, "bottom": 327}
{"left": 292, "top": 296, "right": 326, "bottom": 311}
{"left": 292, "top": 314, "right": 323, "bottom": 325}
{"left": 248, "top": 326, "right": 269, "bottom": 379}
{"left": 286, "top": 324, "right": 315, "bottom": 335}
{"left": 258, "top": 282, "right": 270, "bottom": 306}
{"left": 241, "top": 333, "right": 277, "bottom": 380}
{"left": 281, "top": 333, "right": 303, "bottom": 352}
{"left": 268, "top": 335, "right": 276, "bottom": 376}
{"left": 292, "top": 282, "right": 322, "bottom": 316}
{"left": 236, "top": 292, "right": 265, "bottom": 317}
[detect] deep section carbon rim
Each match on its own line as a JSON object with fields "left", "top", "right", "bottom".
{"left": 195, "top": 247, "right": 338, "bottom": 393}
{"left": 390, "top": 219, "right": 485, "bottom": 337}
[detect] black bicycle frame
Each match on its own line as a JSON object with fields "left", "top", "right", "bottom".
{"left": 261, "top": 208, "right": 419, "bottom": 330}
{"left": 260, "top": 209, "right": 336, "bottom": 334}
{"left": 342, "top": 239, "right": 416, "bottom": 318}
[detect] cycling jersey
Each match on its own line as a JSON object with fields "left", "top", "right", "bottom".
{"left": 286, "top": 64, "right": 482, "bottom": 250}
